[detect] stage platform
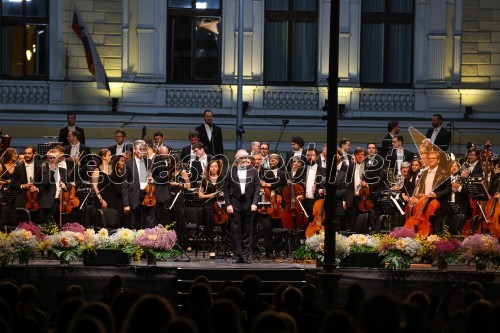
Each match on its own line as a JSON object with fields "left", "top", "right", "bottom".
{"left": 1, "top": 257, "right": 499, "bottom": 315}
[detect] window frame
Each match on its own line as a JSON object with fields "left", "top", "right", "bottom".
{"left": 264, "top": 0, "right": 319, "bottom": 85}
{"left": 360, "top": 0, "right": 415, "bottom": 87}
{"left": 0, "top": 0, "right": 49, "bottom": 79}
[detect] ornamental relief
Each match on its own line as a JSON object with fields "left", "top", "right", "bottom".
{"left": 263, "top": 90, "right": 319, "bottom": 110}
{"left": 166, "top": 89, "right": 222, "bottom": 108}
{"left": 0, "top": 84, "right": 49, "bottom": 104}
{"left": 359, "top": 92, "right": 415, "bottom": 112}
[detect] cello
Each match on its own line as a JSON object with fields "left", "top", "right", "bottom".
{"left": 269, "top": 192, "right": 284, "bottom": 219}
{"left": 305, "top": 198, "right": 325, "bottom": 238}
{"left": 282, "top": 183, "right": 306, "bottom": 230}
{"left": 485, "top": 181, "right": 500, "bottom": 239}
{"left": 404, "top": 196, "right": 439, "bottom": 237}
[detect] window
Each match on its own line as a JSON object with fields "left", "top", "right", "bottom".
{"left": 167, "top": 0, "right": 221, "bottom": 82}
{"left": 360, "top": 0, "right": 414, "bottom": 85}
{"left": 1, "top": 0, "right": 48, "bottom": 78}
{"left": 264, "top": 0, "right": 318, "bottom": 84}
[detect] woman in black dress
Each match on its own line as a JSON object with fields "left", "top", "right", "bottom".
{"left": 0, "top": 148, "right": 20, "bottom": 225}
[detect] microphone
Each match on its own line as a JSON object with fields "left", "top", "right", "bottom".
{"left": 282, "top": 119, "right": 289, "bottom": 125}
{"left": 446, "top": 121, "right": 454, "bottom": 127}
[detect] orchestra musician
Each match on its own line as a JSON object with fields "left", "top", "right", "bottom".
{"left": 13, "top": 146, "right": 41, "bottom": 219}
{"left": 168, "top": 153, "right": 191, "bottom": 247}
{"left": 284, "top": 136, "right": 307, "bottom": 168}
{"left": 36, "top": 147, "right": 75, "bottom": 225}
{"left": 58, "top": 112, "right": 85, "bottom": 146}
{"left": 259, "top": 153, "right": 287, "bottom": 258}
{"left": 332, "top": 148, "right": 348, "bottom": 230}
{"left": 425, "top": 113, "right": 451, "bottom": 151}
{"left": 224, "top": 149, "right": 260, "bottom": 264}
{"left": 386, "top": 135, "right": 415, "bottom": 177}
{"left": 152, "top": 146, "right": 172, "bottom": 227}
{"left": 108, "top": 129, "right": 133, "bottom": 157}
{"left": 447, "top": 160, "right": 471, "bottom": 234}
{"left": 0, "top": 148, "right": 20, "bottom": 225}
{"left": 345, "top": 147, "right": 371, "bottom": 231}
{"left": 410, "top": 150, "right": 451, "bottom": 234}
{"left": 198, "top": 159, "right": 225, "bottom": 252}
{"left": 180, "top": 130, "right": 201, "bottom": 163}
{"left": 296, "top": 147, "right": 326, "bottom": 218}
{"left": 466, "top": 147, "right": 483, "bottom": 177}
{"left": 195, "top": 110, "right": 224, "bottom": 156}
{"left": 122, "top": 140, "right": 156, "bottom": 229}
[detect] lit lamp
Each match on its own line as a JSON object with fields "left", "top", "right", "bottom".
{"left": 26, "top": 49, "right": 33, "bottom": 61}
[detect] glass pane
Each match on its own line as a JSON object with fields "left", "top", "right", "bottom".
{"left": 1, "top": 25, "right": 24, "bottom": 76}
{"left": 264, "top": 21, "right": 288, "bottom": 81}
{"left": 362, "top": 0, "right": 385, "bottom": 13}
{"left": 390, "top": 0, "right": 413, "bottom": 13}
{"left": 168, "top": 0, "right": 192, "bottom": 8}
{"left": 194, "top": 17, "right": 220, "bottom": 80}
{"left": 27, "top": 0, "right": 48, "bottom": 17}
{"left": 196, "top": 0, "right": 220, "bottom": 9}
{"left": 1, "top": 27, "right": 12, "bottom": 75}
{"left": 25, "top": 25, "right": 47, "bottom": 76}
{"left": 265, "top": 0, "right": 288, "bottom": 11}
{"left": 2, "top": 0, "right": 23, "bottom": 17}
{"left": 291, "top": 21, "right": 316, "bottom": 82}
{"left": 360, "top": 23, "right": 384, "bottom": 84}
{"left": 167, "top": 16, "right": 193, "bottom": 80}
{"left": 293, "top": 0, "right": 316, "bottom": 11}
{"left": 387, "top": 23, "right": 412, "bottom": 84}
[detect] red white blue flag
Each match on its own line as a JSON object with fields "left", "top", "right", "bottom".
{"left": 72, "top": 5, "right": 110, "bottom": 92}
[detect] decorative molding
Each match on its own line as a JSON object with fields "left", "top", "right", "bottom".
{"left": 137, "top": 28, "right": 156, "bottom": 75}
{"left": 339, "top": 33, "right": 351, "bottom": 79}
{"left": 165, "top": 88, "right": 222, "bottom": 108}
{"left": 263, "top": 89, "right": 319, "bottom": 110}
{"left": 359, "top": 91, "right": 415, "bottom": 111}
{"left": 428, "top": 35, "right": 446, "bottom": 81}
{"left": 0, "top": 84, "right": 49, "bottom": 104}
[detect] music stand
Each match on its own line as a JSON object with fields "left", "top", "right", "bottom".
{"left": 465, "top": 182, "right": 489, "bottom": 201}
{"left": 171, "top": 190, "right": 192, "bottom": 262}
{"left": 448, "top": 202, "right": 461, "bottom": 215}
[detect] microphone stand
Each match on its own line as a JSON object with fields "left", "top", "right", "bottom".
{"left": 447, "top": 121, "right": 454, "bottom": 153}
{"left": 273, "top": 120, "right": 289, "bottom": 154}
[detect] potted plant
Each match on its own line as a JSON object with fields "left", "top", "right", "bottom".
{"left": 83, "top": 228, "right": 136, "bottom": 266}
{"left": 424, "top": 235, "right": 462, "bottom": 270}
{"left": 342, "top": 234, "right": 381, "bottom": 268}
{"left": 461, "top": 234, "right": 500, "bottom": 271}
{"left": 47, "top": 230, "right": 85, "bottom": 265}
{"left": 134, "top": 226, "right": 179, "bottom": 265}
{"left": 293, "top": 231, "right": 350, "bottom": 267}
{"left": 377, "top": 227, "right": 424, "bottom": 270}
{"left": 9, "top": 227, "right": 42, "bottom": 265}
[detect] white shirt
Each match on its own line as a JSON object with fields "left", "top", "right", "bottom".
{"left": 134, "top": 157, "right": 147, "bottom": 190}
{"left": 305, "top": 164, "right": 318, "bottom": 199}
{"left": 24, "top": 162, "right": 34, "bottom": 182}
{"left": 396, "top": 149, "right": 404, "bottom": 174}
{"left": 199, "top": 154, "right": 208, "bottom": 172}
{"left": 293, "top": 149, "right": 303, "bottom": 157}
{"left": 430, "top": 126, "right": 442, "bottom": 144}
{"left": 204, "top": 123, "right": 212, "bottom": 141}
{"left": 115, "top": 144, "right": 124, "bottom": 155}
{"left": 54, "top": 161, "right": 67, "bottom": 198}
{"left": 424, "top": 167, "right": 437, "bottom": 195}
{"left": 70, "top": 144, "right": 80, "bottom": 158}
{"left": 237, "top": 168, "right": 247, "bottom": 195}
{"left": 354, "top": 163, "right": 363, "bottom": 196}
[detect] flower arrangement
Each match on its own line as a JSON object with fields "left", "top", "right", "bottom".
{"left": 47, "top": 231, "right": 86, "bottom": 262}
{"left": 62, "top": 222, "right": 86, "bottom": 234}
{"left": 424, "top": 235, "right": 462, "bottom": 261}
{"left": 293, "top": 231, "right": 350, "bottom": 265}
{"left": 17, "top": 222, "right": 45, "bottom": 242}
{"left": 0, "top": 231, "right": 15, "bottom": 266}
{"left": 109, "top": 228, "right": 137, "bottom": 249}
{"left": 461, "top": 234, "right": 500, "bottom": 268}
{"left": 378, "top": 227, "right": 424, "bottom": 269}
{"left": 82, "top": 228, "right": 111, "bottom": 250}
{"left": 9, "top": 228, "right": 41, "bottom": 261}
{"left": 347, "top": 234, "right": 380, "bottom": 253}
{"left": 134, "top": 226, "right": 179, "bottom": 261}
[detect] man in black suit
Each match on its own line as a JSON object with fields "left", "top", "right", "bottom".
{"left": 381, "top": 120, "right": 400, "bottom": 157}
{"left": 466, "top": 147, "right": 483, "bottom": 177}
{"left": 195, "top": 110, "right": 224, "bottom": 156}
{"left": 284, "top": 136, "right": 307, "bottom": 169}
{"left": 36, "top": 147, "right": 75, "bottom": 225}
{"left": 13, "top": 146, "right": 41, "bottom": 210}
{"left": 224, "top": 149, "right": 260, "bottom": 264}
{"left": 64, "top": 130, "right": 92, "bottom": 177}
{"left": 122, "top": 140, "right": 156, "bottom": 229}
{"left": 58, "top": 112, "right": 85, "bottom": 146}
{"left": 108, "top": 128, "right": 133, "bottom": 157}
{"left": 386, "top": 135, "right": 415, "bottom": 176}
{"left": 296, "top": 148, "right": 326, "bottom": 217}
{"left": 152, "top": 146, "right": 171, "bottom": 227}
{"left": 181, "top": 130, "right": 201, "bottom": 162}
{"left": 425, "top": 113, "right": 451, "bottom": 151}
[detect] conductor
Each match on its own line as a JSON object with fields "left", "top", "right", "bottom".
{"left": 224, "top": 149, "right": 260, "bottom": 264}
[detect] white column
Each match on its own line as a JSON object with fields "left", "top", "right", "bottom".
{"left": 339, "top": 33, "right": 350, "bottom": 79}
{"left": 428, "top": 35, "right": 446, "bottom": 81}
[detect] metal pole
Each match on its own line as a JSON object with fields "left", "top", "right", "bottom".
{"left": 318, "top": 0, "right": 341, "bottom": 311}
{"left": 235, "top": 0, "right": 244, "bottom": 150}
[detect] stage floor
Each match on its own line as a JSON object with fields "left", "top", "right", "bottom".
{"left": 2, "top": 257, "right": 499, "bottom": 315}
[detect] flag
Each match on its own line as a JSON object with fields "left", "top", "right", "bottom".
{"left": 71, "top": 5, "right": 110, "bottom": 92}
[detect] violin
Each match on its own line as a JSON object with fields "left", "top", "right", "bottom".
{"left": 213, "top": 193, "right": 227, "bottom": 225}
{"left": 25, "top": 177, "right": 39, "bottom": 211}
{"left": 305, "top": 198, "right": 325, "bottom": 238}
{"left": 258, "top": 187, "right": 273, "bottom": 215}
{"left": 281, "top": 183, "right": 306, "bottom": 230}
{"left": 269, "top": 192, "right": 284, "bottom": 219}
{"left": 358, "top": 184, "right": 373, "bottom": 212}
{"left": 59, "top": 184, "right": 80, "bottom": 214}
{"left": 142, "top": 178, "right": 157, "bottom": 207}
{"left": 404, "top": 196, "right": 439, "bottom": 237}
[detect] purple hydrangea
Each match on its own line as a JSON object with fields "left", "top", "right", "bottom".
{"left": 389, "top": 227, "right": 416, "bottom": 239}
{"left": 17, "top": 221, "right": 45, "bottom": 241}
{"left": 62, "top": 222, "right": 86, "bottom": 234}
{"left": 135, "top": 226, "right": 177, "bottom": 250}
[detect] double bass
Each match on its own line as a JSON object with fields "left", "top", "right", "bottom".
{"left": 485, "top": 181, "right": 500, "bottom": 239}
{"left": 282, "top": 183, "right": 307, "bottom": 230}
{"left": 258, "top": 187, "right": 273, "bottom": 215}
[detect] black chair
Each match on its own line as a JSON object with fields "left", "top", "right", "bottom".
{"left": 95, "top": 208, "right": 120, "bottom": 230}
